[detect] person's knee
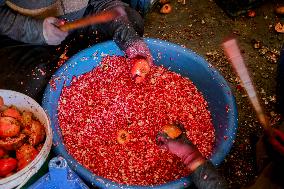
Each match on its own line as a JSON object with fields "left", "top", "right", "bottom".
{"left": 124, "top": 6, "right": 144, "bottom": 36}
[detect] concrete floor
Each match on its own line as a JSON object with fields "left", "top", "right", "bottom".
{"left": 144, "top": 0, "right": 283, "bottom": 188}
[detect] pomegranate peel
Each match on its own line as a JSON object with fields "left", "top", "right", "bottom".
{"left": 162, "top": 123, "right": 182, "bottom": 139}
{"left": 3, "top": 107, "right": 22, "bottom": 120}
{"left": 117, "top": 130, "right": 130, "bottom": 144}
{"left": 16, "top": 144, "right": 38, "bottom": 171}
{"left": 0, "top": 117, "right": 21, "bottom": 138}
{"left": 0, "top": 133, "right": 26, "bottom": 151}
{"left": 131, "top": 58, "right": 151, "bottom": 83}
{"left": 275, "top": 22, "right": 284, "bottom": 33}
{"left": 160, "top": 4, "right": 172, "bottom": 14}
{"left": 0, "top": 158, "right": 17, "bottom": 177}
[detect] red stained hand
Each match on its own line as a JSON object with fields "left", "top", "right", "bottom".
{"left": 125, "top": 40, "right": 153, "bottom": 65}
{"left": 126, "top": 40, "right": 153, "bottom": 83}
{"left": 267, "top": 128, "right": 284, "bottom": 156}
{"left": 156, "top": 132, "right": 205, "bottom": 171}
{"left": 43, "top": 17, "right": 68, "bottom": 45}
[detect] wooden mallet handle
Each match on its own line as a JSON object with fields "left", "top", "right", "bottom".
{"left": 59, "top": 7, "right": 124, "bottom": 32}
{"left": 222, "top": 38, "right": 271, "bottom": 131}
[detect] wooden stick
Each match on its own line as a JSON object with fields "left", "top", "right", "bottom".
{"left": 59, "top": 7, "right": 124, "bottom": 32}
{"left": 222, "top": 38, "right": 271, "bottom": 131}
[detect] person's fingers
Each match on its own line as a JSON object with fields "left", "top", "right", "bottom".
{"left": 273, "top": 129, "right": 284, "bottom": 141}
{"left": 156, "top": 132, "right": 170, "bottom": 150}
{"left": 46, "top": 18, "right": 68, "bottom": 37}
{"left": 167, "top": 140, "right": 188, "bottom": 150}
{"left": 49, "top": 24, "right": 68, "bottom": 38}
{"left": 43, "top": 17, "right": 68, "bottom": 45}
{"left": 45, "top": 17, "right": 59, "bottom": 24}
{"left": 156, "top": 132, "right": 168, "bottom": 144}
{"left": 166, "top": 140, "right": 196, "bottom": 159}
{"left": 269, "top": 129, "right": 284, "bottom": 155}
{"left": 269, "top": 137, "right": 284, "bottom": 155}
{"left": 159, "top": 143, "right": 169, "bottom": 150}
{"left": 125, "top": 40, "right": 154, "bottom": 65}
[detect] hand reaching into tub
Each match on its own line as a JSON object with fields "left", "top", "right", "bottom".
{"left": 156, "top": 125, "right": 205, "bottom": 172}
{"left": 264, "top": 125, "right": 284, "bottom": 158}
{"left": 156, "top": 123, "right": 228, "bottom": 189}
{"left": 125, "top": 40, "right": 153, "bottom": 83}
{"left": 267, "top": 128, "right": 284, "bottom": 156}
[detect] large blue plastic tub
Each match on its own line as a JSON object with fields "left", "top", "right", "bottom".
{"left": 42, "top": 38, "right": 238, "bottom": 189}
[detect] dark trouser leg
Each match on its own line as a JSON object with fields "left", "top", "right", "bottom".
{"left": 0, "top": 35, "right": 61, "bottom": 103}
{"left": 276, "top": 46, "right": 284, "bottom": 115}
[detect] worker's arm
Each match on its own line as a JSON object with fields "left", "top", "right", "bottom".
{"left": 191, "top": 161, "right": 228, "bottom": 189}
{"left": 267, "top": 128, "right": 284, "bottom": 156}
{"left": 157, "top": 132, "right": 228, "bottom": 189}
{"left": 0, "top": 2, "right": 67, "bottom": 45}
{"left": 264, "top": 125, "right": 284, "bottom": 161}
{"left": 89, "top": 0, "right": 141, "bottom": 50}
{"left": 88, "top": 0, "right": 153, "bottom": 62}
{"left": 0, "top": 2, "right": 45, "bottom": 44}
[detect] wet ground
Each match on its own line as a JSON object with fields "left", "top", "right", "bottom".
{"left": 144, "top": 0, "right": 283, "bottom": 188}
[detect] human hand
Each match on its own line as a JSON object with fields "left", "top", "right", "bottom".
{"left": 43, "top": 17, "right": 68, "bottom": 45}
{"left": 126, "top": 40, "right": 153, "bottom": 83}
{"left": 156, "top": 131, "right": 205, "bottom": 171}
{"left": 266, "top": 128, "right": 284, "bottom": 156}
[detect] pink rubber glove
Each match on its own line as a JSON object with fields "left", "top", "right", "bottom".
{"left": 267, "top": 128, "right": 284, "bottom": 156}
{"left": 125, "top": 40, "right": 153, "bottom": 83}
{"left": 156, "top": 132, "right": 205, "bottom": 172}
{"left": 43, "top": 17, "right": 68, "bottom": 45}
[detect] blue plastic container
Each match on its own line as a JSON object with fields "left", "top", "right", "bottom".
{"left": 29, "top": 157, "right": 89, "bottom": 189}
{"left": 42, "top": 38, "right": 238, "bottom": 189}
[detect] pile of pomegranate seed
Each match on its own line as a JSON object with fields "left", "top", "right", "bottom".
{"left": 58, "top": 56, "right": 215, "bottom": 185}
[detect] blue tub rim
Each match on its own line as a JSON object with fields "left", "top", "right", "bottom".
{"left": 42, "top": 37, "right": 238, "bottom": 189}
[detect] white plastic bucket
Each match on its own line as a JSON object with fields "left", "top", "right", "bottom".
{"left": 0, "top": 89, "right": 52, "bottom": 189}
